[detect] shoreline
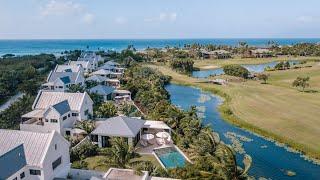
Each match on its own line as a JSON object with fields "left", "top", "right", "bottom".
{"left": 169, "top": 80, "right": 320, "bottom": 165}
{"left": 146, "top": 63, "right": 320, "bottom": 162}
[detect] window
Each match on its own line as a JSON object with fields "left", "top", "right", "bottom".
{"left": 66, "top": 130, "right": 71, "bottom": 136}
{"left": 30, "top": 169, "right": 41, "bottom": 175}
{"left": 84, "top": 109, "right": 89, "bottom": 115}
{"left": 62, "top": 116, "right": 67, "bottom": 121}
{"left": 72, "top": 113, "right": 79, "bottom": 117}
{"left": 68, "top": 114, "right": 70, "bottom": 117}
{"left": 55, "top": 144, "right": 57, "bottom": 150}
{"left": 20, "top": 172, "right": 25, "bottom": 179}
{"left": 45, "top": 119, "right": 48, "bottom": 122}
{"left": 52, "top": 157, "right": 62, "bottom": 170}
{"left": 51, "top": 119, "right": 58, "bottom": 123}
{"left": 58, "top": 86, "right": 63, "bottom": 89}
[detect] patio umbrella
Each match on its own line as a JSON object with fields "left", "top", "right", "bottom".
{"left": 142, "top": 134, "right": 154, "bottom": 141}
{"left": 156, "top": 131, "right": 170, "bottom": 139}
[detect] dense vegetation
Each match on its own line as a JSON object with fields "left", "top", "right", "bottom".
{"left": 169, "top": 59, "right": 194, "bottom": 73}
{"left": 122, "top": 64, "right": 250, "bottom": 179}
{"left": 0, "top": 54, "right": 62, "bottom": 129}
{"left": 223, "top": 65, "right": 250, "bottom": 79}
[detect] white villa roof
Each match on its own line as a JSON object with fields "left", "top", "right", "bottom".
{"left": 22, "top": 109, "right": 45, "bottom": 118}
{"left": 54, "top": 64, "right": 82, "bottom": 73}
{"left": 251, "top": 48, "right": 271, "bottom": 54}
{"left": 69, "top": 61, "right": 90, "bottom": 69}
{"left": 113, "top": 90, "right": 131, "bottom": 94}
{"left": 33, "top": 91, "right": 91, "bottom": 111}
{"left": 0, "top": 129, "right": 54, "bottom": 167}
{"left": 92, "top": 116, "right": 146, "bottom": 137}
{"left": 104, "top": 168, "right": 148, "bottom": 180}
{"left": 86, "top": 75, "right": 108, "bottom": 82}
{"left": 47, "top": 71, "right": 81, "bottom": 84}
{"left": 91, "top": 69, "right": 113, "bottom": 76}
{"left": 143, "top": 121, "right": 171, "bottom": 130}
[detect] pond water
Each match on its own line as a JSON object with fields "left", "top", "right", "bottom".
{"left": 166, "top": 84, "right": 320, "bottom": 179}
{"left": 192, "top": 61, "right": 299, "bottom": 78}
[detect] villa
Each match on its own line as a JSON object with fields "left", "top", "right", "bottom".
{"left": 90, "top": 116, "right": 172, "bottom": 148}
{"left": 53, "top": 64, "right": 83, "bottom": 73}
{"left": 112, "top": 89, "right": 132, "bottom": 104}
{"left": 251, "top": 48, "right": 273, "bottom": 58}
{"left": 0, "top": 129, "right": 70, "bottom": 180}
{"left": 77, "top": 52, "right": 104, "bottom": 70}
{"left": 91, "top": 69, "right": 123, "bottom": 79}
{"left": 42, "top": 71, "right": 85, "bottom": 92}
{"left": 69, "top": 60, "right": 95, "bottom": 73}
{"left": 98, "top": 61, "right": 125, "bottom": 73}
{"left": 86, "top": 75, "right": 121, "bottom": 88}
{"left": 89, "top": 85, "right": 115, "bottom": 101}
{"left": 201, "top": 49, "right": 231, "bottom": 59}
{"left": 20, "top": 91, "right": 93, "bottom": 135}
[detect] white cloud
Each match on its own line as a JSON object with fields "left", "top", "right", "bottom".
{"left": 40, "top": 0, "right": 95, "bottom": 25}
{"left": 115, "top": 17, "right": 127, "bottom": 24}
{"left": 145, "top": 12, "right": 177, "bottom": 23}
{"left": 297, "top": 16, "right": 315, "bottom": 23}
{"left": 83, "top": 13, "right": 94, "bottom": 24}
{"left": 40, "top": 0, "right": 82, "bottom": 17}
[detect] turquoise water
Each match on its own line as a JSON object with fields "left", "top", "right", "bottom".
{"left": 166, "top": 84, "right": 320, "bottom": 179}
{"left": 154, "top": 147, "right": 187, "bottom": 169}
{"left": 192, "top": 60, "right": 299, "bottom": 78}
{"left": 1, "top": 38, "right": 320, "bottom": 56}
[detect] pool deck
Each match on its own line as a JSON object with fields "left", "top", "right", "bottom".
{"left": 135, "top": 140, "right": 174, "bottom": 154}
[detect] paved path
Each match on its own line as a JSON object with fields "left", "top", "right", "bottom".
{"left": 0, "top": 92, "right": 24, "bottom": 112}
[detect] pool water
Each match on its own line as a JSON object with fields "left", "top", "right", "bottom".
{"left": 154, "top": 147, "right": 187, "bottom": 168}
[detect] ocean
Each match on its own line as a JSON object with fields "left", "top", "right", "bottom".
{"left": 1, "top": 38, "right": 320, "bottom": 56}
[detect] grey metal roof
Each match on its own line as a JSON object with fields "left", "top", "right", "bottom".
{"left": 48, "top": 71, "right": 79, "bottom": 84}
{"left": 105, "top": 61, "right": 120, "bottom": 66}
{"left": 89, "top": 85, "right": 115, "bottom": 96}
{"left": 0, "top": 144, "right": 27, "bottom": 180}
{"left": 52, "top": 100, "right": 71, "bottom": 115}
{"left": 86, "top": 75, "right": 108, "bottom": 82}
{"left": 0, "top": 129, "right": 54, "bottom": 167}
{"left": 92, "top": 116, "right": 146, "bottom": 137}
{"left": 91, "top": 69, "right": 113, "bottom": 76}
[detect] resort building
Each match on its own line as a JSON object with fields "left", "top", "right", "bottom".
{"left": 86, "top": 75, "right": 121, "bottom": 88}
{"left": 98, "top": 61, "right": 125, "bottom": 73}
{"left": 42, "top": 71, "right": 85, "bottom": 92}
{"left": 77, "top": 52, "right": 104, "bottom": 70}
{"left": 201, "top": 49, "right": 231, "bottom": 59}
{"left": 112, "top": 89, "right": 132, "bottom": 104}
{"left": 69, "top": 60, "right": 94, "bottom": 73}
{"left": 90, "top": 116, "right": 172, "bottom": 148}
{"left": 89, "top": 85, "right": 115, "bottom": 101}
{"left": 20, "top": 91, "right": 93, "bottom": 135}
{"left": 251, "top": 48, "right": 273, "bottom": 58}
{"left": 53, "top": 64, "right": 83, "bottom": 73}
{"left": 91, "top": 69, "right": 123, "bottom": 79}
{"left": 0, "top": 129, "right": 70, "bottom": 180}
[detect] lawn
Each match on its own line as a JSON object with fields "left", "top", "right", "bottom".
{"left": 145, "top": 61, "right": 320, "bottom": 159}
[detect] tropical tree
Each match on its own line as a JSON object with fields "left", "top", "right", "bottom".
{"left": 75, "top": 120, "right": 95, "bottom": 134}
{"left": 99, "top": 137, "right": 136, "bottom": 168}
{"left": 223, "top": 64, "right": 250, "bottom": 79}
{"left": 292, "top": 76, "right": 310, "bottom": 92}
{"left": 67, "top": 84, "right": 85, "bottom": 93}
{"left": 256, "top": 73, "right": 269, "bottom": 84}
{"left": 96, "top": 102, "right": 117, "bottom": 118}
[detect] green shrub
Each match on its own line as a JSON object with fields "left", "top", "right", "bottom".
{"left": 223, "top": 64, "right": 249, "bottom": 78}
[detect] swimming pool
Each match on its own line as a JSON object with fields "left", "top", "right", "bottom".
{"left": 153, "top": 146, "right": 187, "bottom": 169}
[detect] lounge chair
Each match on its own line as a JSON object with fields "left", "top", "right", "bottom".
{"left": 156, "top": 138, "right": 164, "bottom": 146}
{"left": 140, "top": 140, "right": 148, "bottom": 147}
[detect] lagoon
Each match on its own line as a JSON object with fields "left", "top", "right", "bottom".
{"left": 166, "top": 84, "right": 320, "bottom": 179}
{"left": 192, "top": 61, "right": 299, "bottom": 78}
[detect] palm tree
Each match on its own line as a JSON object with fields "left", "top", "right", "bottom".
{"left": 75, "top": 120, "right": 95, "bottom": 134}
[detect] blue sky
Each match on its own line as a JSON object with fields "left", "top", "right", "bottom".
{"left": 1, "top": 0, "right": 320, "bottom": 39}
